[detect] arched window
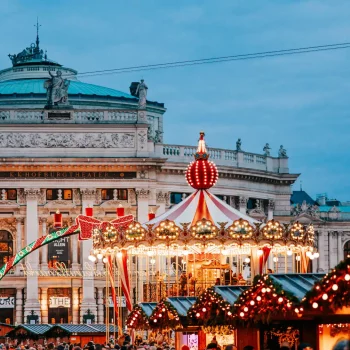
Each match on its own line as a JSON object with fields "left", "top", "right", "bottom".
{"left": 0, "top": 231, "right": 13, "bottom": 268}
{"left": 344, "top": 240, "right": 350, "bottom": 259}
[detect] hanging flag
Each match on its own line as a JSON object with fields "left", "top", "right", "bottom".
{"left": 116, "top": 250, "right": 132, "bottom": 312}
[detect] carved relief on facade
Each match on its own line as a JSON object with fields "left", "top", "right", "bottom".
{"left": 23, "top": 188, "right": 42, "bottom": 200}
{"left": 137, "top": 130, "right": 147, "bottom": 150}
{"left": 0, "top": 132, "right": 135, "bottom": 148}
{"left": 44, "top": 200, "right": 75, "bottom": 209}
{"left": 0, "top": 218, "right": 16, "bottom": 239}
{"left": 72, "top": 189, "right": 81, "bottom": 205}
{"left": 156, "top": 191, "right": 170, "bottom": 205}
{"left": 135, "top": 188, "right": 150, "bottom": 199}
{"left": 80, "top": 188, "right": 97, "bottom": 201}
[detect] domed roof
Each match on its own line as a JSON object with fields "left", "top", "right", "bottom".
{"left": 0, "top": 78, "right": 134, "bottom": 98}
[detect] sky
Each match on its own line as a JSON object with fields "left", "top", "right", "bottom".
{"left": 0, "top": 0, "right": 349, "bottom": 200}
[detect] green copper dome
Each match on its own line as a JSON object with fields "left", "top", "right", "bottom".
{"left": 0, "top": 78, "right": 134, "bottom": 98}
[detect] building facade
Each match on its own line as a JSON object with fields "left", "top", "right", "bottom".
{"left": 0, "top": 33, "right": 347, "bottom": 325}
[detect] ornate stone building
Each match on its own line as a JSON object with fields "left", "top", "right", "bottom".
{"left": 1, "top": 31, "right": 344, "bottom": 325}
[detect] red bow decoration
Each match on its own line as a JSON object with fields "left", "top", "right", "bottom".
{"left": 67, "top": 214, "right": 134, "bottom": 240}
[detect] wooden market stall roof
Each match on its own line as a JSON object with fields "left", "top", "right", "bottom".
{"left": 214, "top": 285, "right": 248, "bottom": 305}
{"left": 167, "top": 297, "right": 197, "bottom": 316}
{"left": 6, "top": 324, "right": 52, "bottom": 339}
{"left": 139, "top": 302, "right": 158, "bottom": 317}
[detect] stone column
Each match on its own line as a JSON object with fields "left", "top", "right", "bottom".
{"left": 329, "top": 231, "right": 337, "bottom": 269}
{"left": 156, "top": 191, "right": 169, "bottom": 215}
{"left": 79, "top": 188, "right": 97, "bottom": 322}
{"left": 72, "top": 287, "right": 80, "bottom": 324}
{"left": 15, "top": 218, "right": 24, "bottom": 275}
{"left": 97, "top": 287, "right": 104, "bottom": 324}
{"left": 267, "top": 199, "right": 275, "bottom": 220}
{"left": 317, "top": 229, "right": 326, "bottom": 272}
{"left": 41, "top": 288, "right": 49, "bottom": 323}
{"left": 239, "top": 196, "right": 248, "bottom": 214}
{"left": 40, "top": 218, "right": 48, "bottom": 270}
{"left": 136, "top": 188, "right": 150, "bottom": 224}
{"left": 337, "top": 231, "right": 344, "bottom": 264}
{"left": 71, "top": 235, "right": 79, "bottom": 270}
{"left": 23, "top": 188, "right": 41, "bottom": 321}
{"left": 16, "top": 288, "right": 23, "bottom": 325}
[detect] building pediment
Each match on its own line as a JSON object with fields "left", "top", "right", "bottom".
{"left": 293, "top": 212, "right": 323, "bottom": 224}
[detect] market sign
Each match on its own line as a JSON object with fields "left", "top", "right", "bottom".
{"left": 49, "top": 297, "right": 70, "bottom": 308}
{"left": 48, "top": 237, "right": 70, "bottom": 262}
{"left": 109, "top": 296, "right": 126, "bottom": 308}
{"left": 0, "top": 297, "right": 14, "bottom": 308}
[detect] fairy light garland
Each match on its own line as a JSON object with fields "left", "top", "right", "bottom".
{"left": 126, "top": 305, "right": 150, "bottom": 330}
{"left": 155, "top": 219, "right": 180, "bottom": 240}
{"left": 303, "top": 258, "right": 350, "bottom": 312}
{"left": 149, "top": 299, "right": 181, "bottom": 331}
{"left": 262, "top": 220, "right": 284, "bottom": 240}
{"left": 234, "top": 275, "right": 298, "bottom": 323}
{"left": 191, "top": 218, "right": 218, "bottom": 239}
{"left": 188, "top": 287, "right": 234, "bottom": 327}
{"left": 227, "top": 219, "right": 254, "bottom": 239}
{"left": 289, "top": 221, "right": 305, "bottom": 241}
{"left": 125, "top": 221, "right": 146, "bottom": 241}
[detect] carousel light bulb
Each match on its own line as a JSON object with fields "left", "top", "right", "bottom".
{"left": 296, "top": 256, "right": 301, "bottom": 261}
{"left": 273, "top": 257, "right": 278, "bottom": 263}
{"left": 245, "top": 257, "right": 251, "bottom": 263}
{"left": 306, "top": 251, "right": 312, "bottom": 258}
{"left": 312, "top": 302, "right": 318, "bottom": 309}
{"left": 257, "top": 249, "right": 263, "bottom": 256}
{"left": 322, "top": 293, "right": 328, "bottom": 300}
{"left": 97, "top": 253, "right": 103, "bottom": 260}
{"left": 345, "top": 274, "right": 350, "bottom": 281}
{"left": 309, "top": 254, "right": 315, "bottom": 260}
{"left": 222, "top": 249, "right": 229, "bottom": 256}
{"left": 287, "top": 250, "right": 293, "bottom": 256}
{"left": 102, "top": 257, "right": 108, "bottom": 263}
{"left": 150, "top": 258, "right": 156, "bottom": 265}
{"left": 227, "top": 311, "right": 232, "bottom": 316}
{"left": 332, "top": 284, "right": 338, "bottom": 291}
{"left": 88, "top": 255, "right": 96, "bottom": 262}
{"left": 314, "top": 252, "right": 320, "bottom": 258}
{"left": 262, "top": 288, "right": 266, "bottom": 293}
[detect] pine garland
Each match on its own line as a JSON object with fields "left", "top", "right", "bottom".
{"left": 187, "top": 287, "right": 235, "bottom": 327}
{"left": 149, "top": 299, "right": 181, "bottom": 331}
{"left": 126, "top": 305, "right": 150, "bottom": 330}
{"left": 303, "top": 258, "right": 350, "bottom": 312}
{"left": 234, "top": 275, "right": 298, "bottom": 323}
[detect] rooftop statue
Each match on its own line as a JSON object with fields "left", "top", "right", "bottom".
{"left": 236, "top": 138, "right": 242, "bottom": 151}
{"left": 263, "top": 143, "right": 271, "bottom": 156}
{"left": 44, "top": 70, "right": 70, "bottom": 107}
{"left": 135, "top": 79, "right": 148, "bottom": 109}
{"left": 278, "top": 145, "right": 288, "bottom": 158}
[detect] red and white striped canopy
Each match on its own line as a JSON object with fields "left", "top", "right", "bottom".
{"left": 146, "top": 190, "right": 258, "bottom": 228}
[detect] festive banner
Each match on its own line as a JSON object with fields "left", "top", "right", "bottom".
{"left": 259, "top": 246, "right": 271, "bottom": 275}
{"left": 116, "top": 250, "right": 132, "bottom": 312}
{"left": 107, "top": 256, "right": 119, "bottom": 325}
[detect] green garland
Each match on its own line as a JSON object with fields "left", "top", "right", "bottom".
{"left": 234, "top": 274, "right": 298, "bottom": 324}
{"left": 187, "top": 287, "right": 235, "bottom": 327}
{"left": 127, "top": 305, "right": 150, "bottom": 330}
{"left": 303, "top": 258, "right": 350, "bottom": 312}
{"left": 149, "top": 299, "right": 181, "bottom": 331}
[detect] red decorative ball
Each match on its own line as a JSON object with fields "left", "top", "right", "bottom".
{"left": 186, "top": 158, "right": 218, "bottom": 190}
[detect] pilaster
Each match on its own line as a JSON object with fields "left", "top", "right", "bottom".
{"left": 72, "top": 287, "right": 80, "bottom": 324}
{"left": 16, "top": 288, "right": 23, "bottom": 325}
{"left": 41, "top": 288, "right": 48, "bottom": 323}
{"left": 136, "top": 188, "right": 150, "bottom": 223}
{"left": 97, "top": 287, "right": 104, "bottom": 324}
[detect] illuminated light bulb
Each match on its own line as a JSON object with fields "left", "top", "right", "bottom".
{"left": 102, "top": 257, "right": 108, "bottom": 263}
{"left": 116, "top": 252, "right": 122, "bottom": 258}
{"left": 153, "top": 319, "right": 157, "bottom": 323}
{"left": 309, "top": 254, "right": 315, "bottom": 260}
{"left": 345, "top": 274, "right": 350, "bottom": 281}
{"left": 240, "top": 312, "right": 245, "bottom": 317}
{"left": 162, "top": 308, "right": 166, "bottom": 312}
{"left": 250, "top": 301, "right": 255, "bottom": 306}
{"left": 227, "top": 311, "right": 232, "bottom": 316}
{"left": 257, "top": 296, "right": 262, "bottom": 301}
{"left": 147, "top": 251, "right": 154, "bottom": 257}
{"left": 294, "top": 308, "right": 299, "bottom": 314}
{"left": 97, "top": 253, "right": 103, "bottom": 260}
{"left": 262, "top": 288, "right": 266, "bottom": 293}
{"left": 257, "top": 249, "right": 263, "bottom": 256}
{"left": 332, "top": 284, "right": 338, "bottom": 291}
{"left": 159, "top": 314, "right": 162, "bottom": 317}
{"left": 322, "top": 293, "right": 328, "bottom": 300}
{"left": 312, "top": 302, "right": 318, "bottom": 309}
{"left": 202, "top": 307, "right": 207, "bottom": 312}
{"left": 287, "top": 250, "right": 293, "bottom": 256}
{"left": 266, "top": 288, "right": 271, "bottom": 293}
{"left": 273, "top": 257, "right": 278, "bottom": 263}
{"left": 278, "top": 297, "right": 283, "bottom": 303}
{"left": 88, "top": 255, "right": 96, "bottom": 262}
{"left": 306, "top": 251, "right": 312, "bottom": 258}
{"left": 150, "top": 258, "right": 156, "bottom": 265}
{"left": 296, "top": 256, "right": 301, "bottom": 261}
{"left": 243, "top": 307, "right": 248, "bottom": 312}
{"left": 314, "top": 252, "right": 320, "bottom": 258}
{"left": 196, "top": 313, "right": 200, "bottom": 318}
{"left": 182, "top": 249, "right": 189, "bottom": 256}
{"left": 222, "top": 249, "right": 229, "bottom": 256}
{"left": 245, "top": 257, "right": 251, "bottom": 263}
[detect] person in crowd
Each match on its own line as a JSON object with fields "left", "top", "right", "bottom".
{"left": 224, "top": 345, "right": 237, "bottom": 350}
{"left": 333, "top": 339, "right": 350, "bottom": 350}
{"left": 297, "top": 344, "right": 313, "bottom": 350}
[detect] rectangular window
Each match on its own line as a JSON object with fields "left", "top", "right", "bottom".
{"left": 117, "top": 189, "right": 128, "bottom": 201}
{"left": 170, "top": 193, "right": 184, "bottom": 204}
{"left": 46, "top": 189, "right": 72, "bottom": 200}
{"left": 7, "top": 189, "right": 17, "bottom": 200}
{"left": 101, "top": 189, "right": 128, "bottom": 201}
{"left": 46, "top": 189, "right": 53, "bottom": 200}
{"left": 63, "top": 189, "right": 72, "bottom": 200}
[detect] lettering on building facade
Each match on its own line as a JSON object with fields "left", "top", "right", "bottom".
{"left": 0, "top": 171, "right": 137, "bottom": 179}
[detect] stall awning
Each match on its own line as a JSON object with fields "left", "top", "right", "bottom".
{"left": 269, "top": 273, "right": 325, "bottom": 301}
{"left": 6, "top": 324, "right": 53, "bottom": 338}
{"left": 166, "top": 297, "right": 197, "bottom": 316}
{"left": 214, "top": 286, "right": 249, "bottom": 305}
{"left": 139, "top": 302, "right": 158, "bottom": 317}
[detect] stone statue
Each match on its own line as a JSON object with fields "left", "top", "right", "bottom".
{"left": 135, "top": 79, "right": 148, "bottom": 109}
{"left": 154, "top": 130, "right": 163, "bottom": 143}
{"left": 44, "top": 70, "right": 70, "bottom": 107}
{"left": 263, "top": 143, "right": 271, "bottom": 156}
{"left": 236, "top": 138, "right": 242, "bottom": 151}
{"left": 278, "top": 145, "right": 287, "bottom": 158}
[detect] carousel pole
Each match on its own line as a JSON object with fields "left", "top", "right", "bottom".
{"left": 113, "top": 254, "right": 116, "bottom": 345}
{"left": 106, "top": 258, "right": 110, "bottom": 345}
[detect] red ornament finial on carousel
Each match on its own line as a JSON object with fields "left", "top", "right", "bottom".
{"left": 185, "top": 131, "right": 218, "bottom": 190}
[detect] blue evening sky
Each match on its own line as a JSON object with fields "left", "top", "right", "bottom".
{"left": 1, "top": 1, "right": 349, "bottom": 201}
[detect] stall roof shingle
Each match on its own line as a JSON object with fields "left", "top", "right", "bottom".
{"left": 139, "top": 302, "right": 157, "bottom": 317}
{"left": 166, "top": 297, "right": 197, "bottom": 317}
{"left": 214, "top": 286, "right": 248, "bottom": 305}
{"left": 269, "top": 273, "right": 325, "bottom": 301}
{"left": 20, "top": 324, "right": 52, "bottom": 335}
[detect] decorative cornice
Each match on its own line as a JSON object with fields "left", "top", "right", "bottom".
{"left": 135, "top": 188, "right": 150, "bottom": 199}
{"left": 24, "top": 188, "right": 42, "bottom": 201}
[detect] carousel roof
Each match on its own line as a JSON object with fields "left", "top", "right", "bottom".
{"left": 146, "top": 189, "right": 257, "bottom": 227}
